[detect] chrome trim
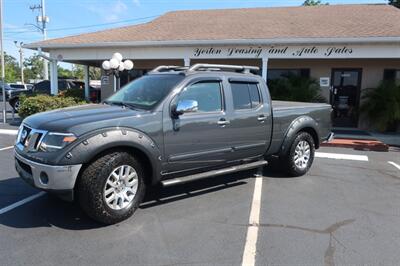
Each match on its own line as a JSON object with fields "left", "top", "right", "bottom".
{"left": 16, "top": 124, "right": 48, "bottom": 152}
{"left": 15, "top": 151, "right": 82, "bottom": 190}
{"left": 327, "top": 132, "right": 335, "bottom": 142}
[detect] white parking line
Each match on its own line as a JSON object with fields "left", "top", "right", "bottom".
{"left": 0, "top": 129, "right": 18, "bottom": 135}
{"left": 241, "top": 176, "right": 263, "bottom": 266}
{"left": 315, "top": 152, "right": 369, "bottom": 162}
{"left": 0, "top": 146, "right": 14, "bottom": 151}
{"left": 0, "top": 192, "right": 46, "bottom": 215}
{"left": 388, "top": 161, "right": 400, "bottom": 171}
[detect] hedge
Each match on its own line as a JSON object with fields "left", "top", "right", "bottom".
{"left": 18, "top": 94, "right": 87, "bottom": 119}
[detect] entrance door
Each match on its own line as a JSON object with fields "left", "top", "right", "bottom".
{"left": 330, "top": 69, "right": 362, "bottom": 127}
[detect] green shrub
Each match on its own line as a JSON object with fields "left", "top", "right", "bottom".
{"left": 19, "top": 94, "right": 87, "bottom": 119}
{"left": 268, "top": 74, "right": 327, "bottom": 103}
{"left": 360, "top": 81, "right": 400, "bottom": 131}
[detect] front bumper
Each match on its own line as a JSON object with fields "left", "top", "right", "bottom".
{"left": 15, "top": 151, "right": 82, "bottom": 200}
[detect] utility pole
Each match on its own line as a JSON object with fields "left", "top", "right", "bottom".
{"left": 0, "top": 0, "right": 6, "bottom": 123}
{"left": 14, "top": 41, "right": 24, "bottom": 84}
{"left": 30, "top": 0, "right": 49, "bottom": 80}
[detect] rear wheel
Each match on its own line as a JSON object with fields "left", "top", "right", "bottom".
{"left": 9, "top": 98, "right": 20, "bottom": 112}
{"left": 77, "top": 151, "right": 145, "bottom": 224}
{"left": 284, "top": 132, "right": 315, "bottom": 177}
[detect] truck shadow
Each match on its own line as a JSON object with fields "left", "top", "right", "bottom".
{"left": 0, "top": 171, "right": 251, "bottom": 230}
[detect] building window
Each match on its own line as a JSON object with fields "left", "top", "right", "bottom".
{"left": 267, "top": 68, "right": 310, "bottom": 83}
{"left": 383, "top": 69, "right": 400, "bottom": 82}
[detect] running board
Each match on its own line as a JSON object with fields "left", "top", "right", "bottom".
{"left": 161, "top": 160, "right": 268, "bottom": 187}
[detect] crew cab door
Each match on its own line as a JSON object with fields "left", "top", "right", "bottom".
{"left": 224, "top": 78, "right": 272, "bottom": 160}
{"left": 162, "top": 78, "right": 231, "bottom": 173}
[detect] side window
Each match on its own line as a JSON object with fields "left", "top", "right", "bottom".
{"left": 34, "top": 81, "right": 50, "bottom": 94}
{"left": 231, "top": 82, "right": 261, "bottom": 110}
{"left": 177, "top": 81, "right": 223, "bottom": 113}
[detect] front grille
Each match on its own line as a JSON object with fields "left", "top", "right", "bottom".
{"left": 16, "top": 158, "right": 32, "bottom": 175}
{"left": 17, "top": 125, "right": 47, "bottom": 152}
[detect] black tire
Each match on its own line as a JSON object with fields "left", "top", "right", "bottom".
{"left": 284, "top": 132, "right": 315, "bottom": 177}
{"left": 77, "top": 151, "right": 146, "bottom": 224}
{"left": 9, "top": 98, "right": 19, "bottom": 112}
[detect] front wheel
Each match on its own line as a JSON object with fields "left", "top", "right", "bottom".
{"left": 77, "top": 151, "right": 146, "bottom": 224}
{"left": 285, "top": 132, "right": 315, "bottom": 177}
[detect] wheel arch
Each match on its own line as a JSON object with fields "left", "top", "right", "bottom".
{"left": 58, "top": 128, "right": 162, "bottom": 188}
{"left": 77, "top": 145, "right": 155, "bottom": 187}
{"left": 279, "top": 116, "right": 320, "bottom": 156}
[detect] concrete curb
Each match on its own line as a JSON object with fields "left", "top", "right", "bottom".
{"left": 321, "top": 139, "right": 389, "bottom": 152}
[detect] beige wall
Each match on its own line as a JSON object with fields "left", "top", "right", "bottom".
{"left": 269, "top": 58, "right": 400, "bottom": 99}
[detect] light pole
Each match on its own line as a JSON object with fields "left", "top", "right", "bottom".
{"left": 0, "top": 0, "right": 6, "bottom": 123}
{"left": 102, "top": 53, "right": 134, "bottom": 92}
{"left": 14, "top": 41, "right": 24, "bottom": 84}
{"left": 29, "top": 0, "right": 49, "bottom": 80}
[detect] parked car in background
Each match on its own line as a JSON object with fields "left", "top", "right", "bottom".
{"left": 9, "top": 83, "right": 32, "bottom": 91}
{"left": 8, "top": 79, "right": 101, "bottom": 111}
{"left": 0, "top": 82, "right": 12, "bottom": 100}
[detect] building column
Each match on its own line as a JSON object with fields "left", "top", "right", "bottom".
{"left": 50, "top": 60, "right": 58, "bottom": 95}
{"left": 84, "top": 65, "right": 90, "bottom": 100}
{"left": 184, "top": 58, "right": 190, "bottom": 67}
{"left": 262, "top": 57, "right": 269, "bottom": 82}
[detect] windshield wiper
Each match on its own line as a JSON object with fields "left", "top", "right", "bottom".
{"left": 121, "top": 102, "right": 144, "bottom": 110}
{"left": 103, "top": 101, "right": 143, "bottom": 110}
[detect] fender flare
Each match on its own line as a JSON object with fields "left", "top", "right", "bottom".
{"left": 58, "top": 127, "right": 162, "bottom": 184}
{"left": 279, "top": 116, "right": 320, "bottom": 157}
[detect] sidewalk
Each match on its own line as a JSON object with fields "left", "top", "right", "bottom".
{"left": 321, "top": 128, "right": 400, "bottom": 152}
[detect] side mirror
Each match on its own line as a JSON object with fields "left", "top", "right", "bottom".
{"left": 172, "top": 100, "right": 198, "bottom": 117}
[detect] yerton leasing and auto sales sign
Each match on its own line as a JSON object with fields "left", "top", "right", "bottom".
{"left": 193, "top": 46, "right": 354, "bottom": 58}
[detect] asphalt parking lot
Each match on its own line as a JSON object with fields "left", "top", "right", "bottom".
{"left": 0, "top": 132, "right": 400, "bottom": 265}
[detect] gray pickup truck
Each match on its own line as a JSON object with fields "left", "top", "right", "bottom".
{"left": 15, "top": 64, "right": 333, "bottom": 224}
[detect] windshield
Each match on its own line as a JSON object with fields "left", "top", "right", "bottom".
{"left": 106, "top": 74, "right": 184, "bottom": 110}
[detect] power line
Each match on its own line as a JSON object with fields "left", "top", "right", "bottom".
{"left": 4, "top": 14, "right": 159, "bottom": 35}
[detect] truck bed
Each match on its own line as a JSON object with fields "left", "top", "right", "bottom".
{"left": 267, "top": 100, "right": 332, "bottom": 155}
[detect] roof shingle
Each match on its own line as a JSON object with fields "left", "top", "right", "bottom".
{"left": 27, "top": 4, "right": 400, "bottom": 48}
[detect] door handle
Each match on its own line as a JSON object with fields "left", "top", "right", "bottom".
{"left": 257, "top": 115, "right": 267, "bottom": 122}
{"left": 217, "top": 118, "right": 230, "bottom": 126}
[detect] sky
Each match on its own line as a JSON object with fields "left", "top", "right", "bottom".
{"left": 3, "top": 0, "right": 388, "bottom": 68}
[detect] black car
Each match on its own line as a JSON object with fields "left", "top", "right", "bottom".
{"left": 8, "top": 79, "right": 101, "bottom": 111}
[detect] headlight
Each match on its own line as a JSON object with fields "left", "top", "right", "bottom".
{"left": 39, "top": 132, "right": 77, "bottom": 152}
{"left": 15, "top": 124, "right": 24, "bottom": 144}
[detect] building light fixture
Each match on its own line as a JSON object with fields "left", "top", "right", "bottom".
{"left": 102, "top": 53, "right": 134, "bottom": 91}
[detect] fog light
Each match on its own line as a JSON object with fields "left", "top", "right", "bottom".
{"left": 39, "top": 171, "right": 49, "bottom": 185}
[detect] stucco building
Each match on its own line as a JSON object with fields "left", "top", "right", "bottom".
{"left": 25, "top": 4, "right": 400, "bottom": 128}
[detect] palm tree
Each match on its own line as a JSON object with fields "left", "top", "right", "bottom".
{"left": 360, "top": 81, "right": 400, "bottom": 131}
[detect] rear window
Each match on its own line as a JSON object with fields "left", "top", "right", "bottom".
{"left": 10, "top": 84, "right": 25, "bottom": 89}
{"left": 230, "top": 82, "right": 261, "bottom": 110}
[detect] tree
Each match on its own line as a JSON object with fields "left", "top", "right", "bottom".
{"left": 0, "top": 52, "right": 20, "bottom": 83}
{"left": 23, "top": 54, "right": 45, "bottom": 80}
{"left": 302, "top": 0, "right": 329, "bottom": 6}
{"left": 58, "top": 66, "right": 73, "bottom": 78}
{"left": 71, "top": 64, "right": 101, "bottom": 80}
{"left": 360, "top": 81, "right": 400, "bottom": 131}
{"left": 389, "top": 0, "right": 400, "bottom": 8}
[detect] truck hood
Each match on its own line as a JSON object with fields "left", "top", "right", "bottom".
{"left": 23, "top": 104, "right": 148, "bottom": 134}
